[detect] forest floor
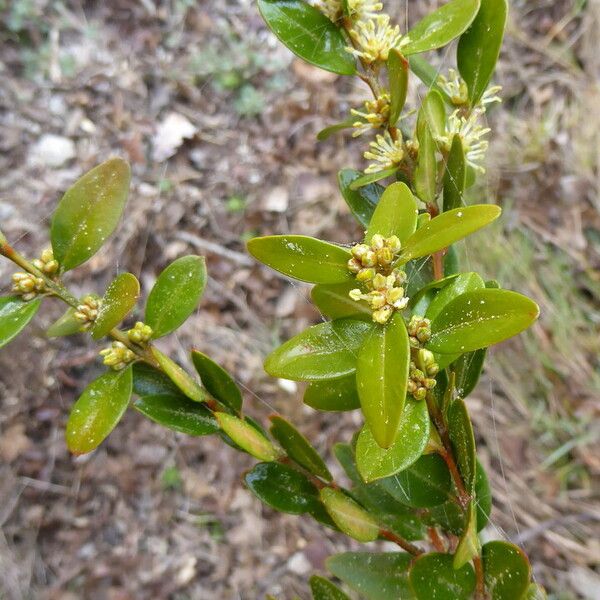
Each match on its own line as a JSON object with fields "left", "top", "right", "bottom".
{"left": 0, "top": 1, "right": 599, "bottom": 598}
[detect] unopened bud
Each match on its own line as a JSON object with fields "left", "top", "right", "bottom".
{"left": 347, "top": 258, "right": 362, "bottom": 273}
{"left": 363, "top": 250, "right": 377, "bottom": 267}
{"left": 385, "top": 235, "right": 401, "bottom": 253}
{"left": 127, "top": 321, "right": 153, "bottom": 345}
{"left": 371, "top": 234, "right": 385, "bottom": 249}
{"left": 377, "top": 247, "right": 393, "bottom": 265}
{"left": 372, "top": 306, "right": 393, "bottom": 324}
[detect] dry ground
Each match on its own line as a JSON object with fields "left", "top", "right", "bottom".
{"left": 0, "top": 1, "right": 599, "bottom": 598}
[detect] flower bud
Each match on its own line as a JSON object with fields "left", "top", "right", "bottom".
{"left": 357, "top": 268, "right": 376, "bottom": 282}
{"left": 371, "top": 234, "right": 385, "bottom": 249}
{"left": 372, "top": 306, "right": 393, "bottom": 324}
{"left": 385, "top": 235, "right": 401, "bottom": 253}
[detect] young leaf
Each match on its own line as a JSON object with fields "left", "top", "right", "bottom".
{"left": 269, "top": 416, "right": 332, "bottom": 480}
{"left": 145, "top": 255, "right": 207, "bottom": 339}
{"left": 0, "top": 297, "right": 41, "bottom": 348}
{"left": 257, "top": 0, "right": 356, "bottom": 75}
{"left": 304, "top": 374, "right": 361, "bottom": 412}
{"left": 387, "top": 49, "right": 409, "bottom": 125}
{"left": 453, "top": 503, "right": 480, "bottom": 569}
{"left": 132, "top": 361, "right": 181, "bottom": 397}
{"left": 327, "top": 552, "right": 413, "bottom": 600}
{"left": 216, "top": 413, "right": 279, "bottom": 461}
{"left": 338, "top": 169, "right": 384, "bottom": 228}
{"left": 134, "top": 393, "right": 219, "bottom": 436}
{"left": 356, "top": 313, "right": 410, "bottom": 449}
{"left": 419, "top": 90, "right": 446, "bottom": 140}
{"left": 91, "top": 273, "right": 140, "bottom": 339}
{"left": 151, "top": 347, "right": 206, "bottom": 403}
{"left": 320, "top": 488, "right": 379, "bottom": 542}
{"left": 65, "top": 367, "right": 132, "bottom": 455}
{"left": 348, "top": 167, "right": 400, "bottom": 190}
{"left": 264, "top": 318, "right": 373, "bottom": 381}
{"left": 482, "top": 541, "right": 531, "bottom": 600}
{"left": 458, "top": 0, "right": 509, "bottom": 106}
{"left": 51, "top": 158, "right": 131, "bottom": 271}
{"left": 414, "top": 118, "right": 437, "bottom": 205}
{"left": 428, "top": 289, "right": 540, "bottom": 354}
{"left": 402, "top": 0, "right": 481, "bottom": 56}
{"left": 409, "top": 552, "right": 476, "bottom": 600}
{"left": 452, "top": 348, "right": 487, "bottom": 398}
{"left": 425, "top": 272, "right": 485, "bottom": 323}
{"left": 365, "top": 182, "right": 418, "bottom": 244}
{"left": 448, "top": 398, "right": 476, "bottom": 491}
{"left": 443, "top": 135, "right": 467, "bottom": 211}
{"left": 311, "top": 281, "right": 372, "bottom": 320}
{"left": 247, "top": 235, "right": 351, "bottom": 284}
{"left": 191, "top": 350, "right": 242, "bottom": 413}
{"left": 398, "top": 205, "right": 501, "bottom": 264}
{"left": 317, "top": 117, "right": 356, "bottom": 141}
{"left": 46, "top": 306, "right": 83, "bottom": 338}
{"left": 310, "top": 575, "right": 350, "bottom": 600}
{"left": 355, "top": 399, "right": 430, "bottom": 482}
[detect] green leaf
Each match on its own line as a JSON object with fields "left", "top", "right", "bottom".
{"left": 402, "top": 0, "right": 481, "bottom": 56}
{"left": 310, "top": 575, "right": 350, "bottom": 600}
{"left": 245, "top": 461, "right": 322, "bottom": 515}
{"left": 398, "top": 205, "right": 501, "bottom": 264}
{"left": 482, "top": 541, "right": 531, "bottom": 600}
{"left": 0, "top": 297, "right": 41, "bottom": 347}
{"left": 319, "top": 488, "right": 379, "bottom": 542}
{"left": 409, "top": 553, "right": 475, "bottom": 600}
{"left": 91, "top": 273, "right": 140, "bottom": 339}
{"left": 408, "top": 56, "right": 452, "bottom": 103}
{"left": 380, "top": 454, "right": 452, "bottom": 508}
{"left": 216, "top": 413, "right": 279, "bottom": 461}
{"left": 443, "top": 135, "right": 467, "bottom": 211}
{"left": 452, "top": 348, "right": 487, "bottom": 398}
{"left": 247, "top": 235, "right": 351, "bottom": 284}
{"left": 304, "top": 375, "right": 361, "bottom": 412}
{"left": 525, "top": 583, "right": 548, "bottom": 600}
{"left": 269, "top": 416, "right": 332, "bottom": 480}
{"left": 145, "top": 255, "right": 207, "bottom": 339}
{"left": 448, "top": 398, "right": 476, "bottom": 491}
{"left": 348, "top": 167, "right": 400, "bottom": 190}
{"left": 134, "top": 393, "right": 219, "bottom": 436}
{"left": 311, "top": 281, "right": 371, "bottom": 320}
{"left": 419, "top": 89, "right": 446, "bottom": 140}
{"left": 355, "top": 400, "right": 430, "bottom": 482}
{"left": 151, "top": 347, "right": 206, "bottom": 403}
{"left": 317, "top": 117, "right": 356, "bottom": 141}
{"left": 191, "top": 350, "right": 242, "bottom": 413}
{"left": 46, "top": 306, "right": 85, "bottom": 338}
{"left": 409, "top": 274, "right": 459, "bottom": 310}
{"left": 453, "top": 502, "right": 480, "bottom": 569}
{"left": 265, "top": 318, "right": 373, "bottom": 381}
{"left": 132, "top": 361, "right": 181, "bottom": 397}
{"left": 425, "top": 272, "right": 485, "bottom": 323}
{"left": 365, "top": 182, "right": 418, "bottom": 244}
{"left": 414, "top": 117, "right": 437, "bottom": 205}
{"left": 388, "top": 49, "right": 409, "bottom": 125}
{"left": 475, "top": 459, "right": 492, "bottom": 531}
{"left": 257, "top": 0, "right": 356, "bottom": 75}
{"left": 458, "top": 0, "right": 508, "bottom": 106}
{"left": 65, "top": 367, "right": 132, "bottom": 455}
{"left": 338, "top": 168, "right": 384, "bottom": 228}
{"left": 428, "top": 289, "right": 540, "bottom": 354}
{"left": 51, "top": 158, "right": 131, "bottom": 271}
{"left": 327, "top": 552, "right": 414, "bottom": 600}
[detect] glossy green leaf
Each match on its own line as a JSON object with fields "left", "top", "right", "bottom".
{"left": 320, "top": 488, "right": 379, "bottom": 542}
{"left": 403, "top": 0, "right": 481, "bottom": 56}
{"left": 304, "top": 375, "right": 361, "bottom": 412}
{"left": 310, "top": 575, "right": 350, "bottom": 600}
{"left": 151, "top": 347, "right": 206, "bottom": 403}
{"left": 65, "top": 367, "right": 132, "bottom": 455}
{"left": 357, "top": 314, "right": 410, "bottom": 448}
{"left": 132, "top": 361, "right": 181, "bottom": 397}
{"left": 388, "top": 49, "right": 409, "bottom": 125}
{"left": 269, "top": 416, "right": 332, "bottom": 480}
{"left": 443, "top": 135, "right": 466, "bottom": 211}
{"left": 257, "top": 0, "right": 356, "bottom": 75}
{"left": 216, "top": 413, "right": 279, "bottom": 461}
{"left": 482, "top": 541, "right": 531, "bottom": 600}
{"left": 458, "top": 0, "right": 508, "bottom": 106}
{"left": 311, "top": 281, "right": 371, "bottom": 320}
{"left": 46, "top": 306, "right": 84, "bottom": 338}
{"left": 265, "top": 318, "right": 373, "bottom": 381}
{"left": 327, "top": 552, "right": 414, "bottom": 600}
{"left": 191, "top": 350, "right": 242, "bottom": 413}
{"left": 448, "top": 398, "right": 476, "bottom": 491}
{"left": 414, "top": 116, "right": 437, "bottom": 205}
{"left": 317, "top": 117, "right": 356, "bottom": 141}
{"left": 425, "top": 500, "right": 464, "bottom": 536}
{"left": 409, "top": 274, "right": 459, "bottom": 309}
{"left": 91, "top": 273, "right": 140, "bottom": 339}
{"left": 338, "top": 169, "right": 384, "bottom": 228}
{"left": 428, "top": 289, "right": 540, "bottom": 354}
{"left": 475, "top": 458, "right": 492, "bottom": 531}
{"left": 365, "top": 182, "right": 418, "bottom": 244}
{"left": 419, "top": 89, "right": 446, "bottom": 140}
{"left": 398, "top": 205, "right": 501, "bottom": 264}
{"left": 454, "top": 502, "right": 480, "bottom": 569}
{"left": 348, "top": 167, "right": 400, "bottom": 190}
{"left": 134, "top": 393, "right": 218, "bottom": 436}
{"left": 145, "top": 255, "right": 207, "bottom": 339}
{"left": 426, "top": 272, "right": 485, "bottom": 323}
{"left": 408, "top": 56, "right": 452, "bottom": 103}
{"left": 356, "top": 400, "right": 430, "bottom": 482}
{"left": 51, "top": 158, "right": 131, "bottom": 271}
{"left": 409, "top": 553, "right": 475, "bottom": 600}
{"left": 0, "top": 297, "right": 41, "bottom": 347}
{"left": 380, "top": 454, "right": 452, "bottom": 508}
{"left": 452, "top": 348, "right": 487, "bottom": 398}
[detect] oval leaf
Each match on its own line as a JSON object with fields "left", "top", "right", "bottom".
{"left": 132, "top": 361, "right": 181, "bottom": 397}
{"left": 426, "top": 272, "right": 485, "bottom": 323}
{"left": 365, "top": 182, "right": 418, "bottom": 244}
{"left": 388, "top": 49, "right": 409, "bottom": 125}
{"left": 65, "top": 367, "right": 132, "bottom": 455}
{"left": 310, "top": 575, "right": 350, "bottom": 600}
{"left": 311, "top": 281, "right": 371, "bottom": 320}
{"left": 443, "top": 135, "right": 467, "bottom": 211}
{"left": 356, "top": 399, "right": 430, "bottom": 482}
{"left": 356, "top": 314, "right": 410, "bottom": 449}
{"left": 428, "top": 289, "right": 540, "bottom": 354}
{"left": 265, "top": 318, "right": 373, "bottom": 381}
{"left": 338, "top": 169, "right": 384, "bottom": 228}
{"left": 414, "top": 118, "right": 437, "bottom": 205}
{"left": 151, "top": 347, "right": 205, "bottom": 403}
{"left": 320, "top": 488, "right": 379, "bottom": 542}
{"left": 304, "top": 374, "right": 360, "bottom": 412}
{"left": 0, "top": 297, "right": 41, "bottom": 348}
{"left": 419, "top": 89, "right": 446, "bottom": 140}
{"left": 191, "top": 350, "right": 242, "bottom": 413}
{"left": 409, "top": 553, "right": 475, "bottom": 600}
{"left": 448, "top": 398, "right": 476, "bottom": 491}
{"left": 145, "top": 255, "right": 207, "bottom": 339}
{"left": 348, "top": 166, "right": 400, "bottom": 190}
{"left": 46, "top": 306, "right": 83, "bottom": 338}
{"left": 91, "top": 273, "right": 140, "bottom": 339}
{"left": 257, "top": 0, "right": 356, "bottom": 75}
{"left": 317, "top": 117, "right": 356, "bottom": 141}
{"left": 51, "top": 158, "right": 131, "bottom": 271}
{"left": 482, "top": 541, "right": 531, "bottom": 600}
{"left": 216, "top": 412, "right": 279, "bottom": 461}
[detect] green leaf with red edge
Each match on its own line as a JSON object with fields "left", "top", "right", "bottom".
{"left": 482, "top": 541, "right": 531, "bottom": 600}
{"left": 0, "top": 297, "right": 41, "bottom": 347}
{"left": 304, "top": 374, "right": 361, "bottom": 412}
{"left": 310, "top": 575, "right": 351, "bottom": 600}
{"left": 365, "top": 182, "right": 418, "bottom": 244}
{"left": 151, "top": 347, "right": 206, "bottom": 403}
{"left": 388, "top": 49, "right": 409, "bottom": 125}
{"left": 91, "top": 273, "right": 140, "bottom": 339}
{"left": 320, "top": 488, "right": 380, "bottom": 542}
{"left": 51, "top": 158, "right": 131, "bottom": 271}
{"left": 311, "top": 281, "right": 372, "bottom": 320}
{"left": 409, "top": 552, "right": 476, "bottom": 600}
{"left": 191, "top": 350, "right": 242, "bottom": 413}
{"left": 443, "top": 135, "right": 467, "bottom": 211}
{"left": 216, "top": 413, "right": 279, "bottom": 461}
{"left": 338, "top": 168, "right": 384, "bottom": 228}
{"left": 65, "top": 366, "right": 132, "bottom": 455}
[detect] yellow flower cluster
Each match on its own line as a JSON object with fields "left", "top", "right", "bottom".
{"left": 127, "top": 321, "right": 153, "bottom": 345}
{"left": 11, "top": 272, "right": 46, "bottom": 301}
{"left": 100, "top": 341, "right": 136, "bottom": 370}
{"left": 351, "top": 93, "right": 391, "bottom": 137}
{"left": 74, "top": 295, "right": 101, "bottom": 329}
{"left": 407, "top": 315, "right": 431, "bottom": 348}
{"left": 32, "top": 248, "right": 59, "bottom": 276}
{"left": 437, "top": 69, "right": 469, "bottom": 106}
{"left": 408, "top": 348, "right": 439, "bottom": 400}
{"left": 364, "top": 130, "right": 405, "bottom": 173}
{"left": 346, "top": 15, "right": 403, "bottom": 64}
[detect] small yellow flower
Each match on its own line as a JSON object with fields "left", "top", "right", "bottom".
{"left": 346, "top": 15, "right": 404, "bottom": 64}
{"left": 100, "top": 341, "right": 136, "bottom": 370}
{"left": 127, "top": 321, "right": 153, "bottom": 345}
{"left": 364, "top": 130, "right": 405, "bottom": 174}
{"left": 74, "top": 295, "right": 101, "bottom": 330}
{"left": 351, "top": 94, "right": 391, "bottom": 137}
{"left": 32, "top": 247, "right": 59, "bottom": 276}
{"left": 11, "top": 272, "right": 45, "bottom": 301}
{"left": 437, "top": 69, "right": 469, "bottom": 106}
{"left": 348, "top": 0, "right": 383, "bottom": 20}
